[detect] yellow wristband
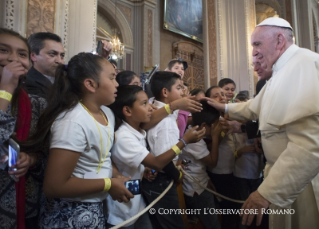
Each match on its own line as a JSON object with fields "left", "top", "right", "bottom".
{"left": 179, "top": 171, "right": 182, "bottom": 179}
{"left": 0, "top": 91, "right": 12, "bottom": 102}
{"left": 234, "top": 151, "right": 238, "bottom": 158}
{"left": 103, "top": 178, "right": 111, "bottom": 192}
{"left": 164, "top": 104, "right": 171, "bottom": 115}
{"left": 221, "top": 131, "right": 225, "bottom": 138}
{"left": 171, "top": 145, "right": 181, "bottom": 155}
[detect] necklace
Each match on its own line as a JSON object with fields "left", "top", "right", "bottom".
{"left": 80, "top": 102, "right": 111, "bottom": 173}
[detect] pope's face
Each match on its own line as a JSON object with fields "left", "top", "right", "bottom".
{"left": 251, "top": 26, "right": 280, "bottom": 72}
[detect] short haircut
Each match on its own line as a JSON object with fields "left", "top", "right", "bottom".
{"left": 190, "top": 88, "right": 205, "bottom": 96}
{"left": 109, "top": 85, "right": 143, "bottom": 122}
{"left": 167, "top": 60, "right": 184, "bottom": 70}
{"left": 205, "top": 86, "right": 220, "bottom": 97}
{"left": 151, "top": 71, "right": 181, "bottom": 100}
{"left": 192, "top": 101, "right": 220, "bottom": 127}
{"left": 116, "top": 70, "right": 137, "bottom": 86}
{"left": 28, "top": 32, "right": 62, "bottom": 54}
{"left": 218, "top": 78, "right": 236, "bottom": 88}
{"left": 108, "top": 58, "right": 118, "bottom": 67}
{"left": 235, "top": 93, "right": 248, "bottom": 101}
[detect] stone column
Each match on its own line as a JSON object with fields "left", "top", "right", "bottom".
{"left": 67, "top": 0, "right": 97, "bottom": 61}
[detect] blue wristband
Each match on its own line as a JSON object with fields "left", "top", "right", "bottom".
{"left": 180, "top": 138, "right": 187, "bottom": 147}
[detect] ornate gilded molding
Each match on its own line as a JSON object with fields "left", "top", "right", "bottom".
{"left": 5, "top": 0, "right": 15, "bottom": 29}
{"left": 26, "top": 0, "right": 55, "bottom": 37}
{"left": 92, "top": 0, "right": 97, "bottom": 52}
{"left": 63, "top": 0, "right": 69, "bottom": 57}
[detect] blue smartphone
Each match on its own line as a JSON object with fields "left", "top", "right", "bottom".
{"left": 125, "top": 179, "right": 141, "bottom": 195}
{"left": 151, "top": 169, "right": 156, "bottom": 174}
{"left": 8, "top": 138, "right": 20, "bottom": 182}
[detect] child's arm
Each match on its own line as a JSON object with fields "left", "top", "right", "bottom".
{"left": 236, "top": 145, "right": 255, "bottom": 157}
{"left": 142, "top": 126, "right": 206, "bottom": 171}
{"left": 140, "top": 97, "right": 202, "bottom": 130}
{"left": 200, "top": 122, "right": 222, "bottom": 168}
{"left": 43, "top": 148, "right": 134, "bottom": 202}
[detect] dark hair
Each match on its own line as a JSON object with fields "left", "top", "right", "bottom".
{"left": 0, "top": 28, "right": 30, "bottom": 114}
{"left": 167, "top": 60, "right": 184, "bottom": 70}
{"left": 218, "top": 78, "right": 236, "bottom": 88}
{"left": 28, "top": 32, "right": 62, "bottom": 54}
{"left": 235, "top": 93, "right": 247, "bottom": 101}
{"left": 108, "top": 58, "right": 117, "bottom": 67}
{"left": 151, "top": 71, "right": 181, "bottom": 100}
{"left": 256, "top": 79, "right": 266, "bottom": 96}
{"left": 109, "top": 85, "right": 143, "bottom": 130}
{"left": 116, "top": 71, "right": 137, "bottom": 86}
{"left": 22, "top": 52, "right": 106, "bottom": 153}
{"left": 192, "top": 101, "right": 219, "bottom": 126}
{"left": 190, "top": 88, "right": 205, "bottom": 96}
{"left": 205, "top": 86, "right": 220, "bottom": 97}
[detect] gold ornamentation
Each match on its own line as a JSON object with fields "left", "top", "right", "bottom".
{"left": 26, "top": 0, "right": 55, "bottom": 37}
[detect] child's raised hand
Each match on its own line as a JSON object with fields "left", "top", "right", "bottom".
{"left": 170, "top": 96, "right": 202, "bottom": 113}
{"left": 0, "top": 61, "right": 28, "bottom": 93}
{"left": 183, "top": 125, "right": 206, "bottom": 144}
{"left": 101, "top": 40, "right": 113, "bottom": 58}
{"left": 109, "top": 177, "right": 134, "bottom": 203}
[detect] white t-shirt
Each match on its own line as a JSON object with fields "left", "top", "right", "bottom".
{"left": 208, "top": 133, "right": 235, "bottom": 174}
{"left": 233, "top": 133, "right": 264, "bottom": 179}
{"left": 147, "top": 100, "right": 179, "bottom": 163}
{"left": 107, "top": 121, "right": 149, "bottom": 226}
{"left": 179, "top": 133, "right": 210, "bottom": 197}
{"left": 50, "top": 103, "right": 114, "bottom": 202}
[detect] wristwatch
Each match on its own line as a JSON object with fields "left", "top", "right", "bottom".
{"left": 241, "top": 124, "right": 246, "bottom": 133}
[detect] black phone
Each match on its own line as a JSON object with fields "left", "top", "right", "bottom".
{"left": 96, "top": 40, "right": 103, "bottom": 56}
{"left": 8, "top": 138, "right": 20, "bottom": 182}
{"left": 125, "top": 179, "right": 141, "bottom": 195}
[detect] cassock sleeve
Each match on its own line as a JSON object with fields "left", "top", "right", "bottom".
{"left": 228, "top": 99, "right": 259, "bottom": 121}
{"left": 258, "top": 115, "right": 319, "bottom": 208}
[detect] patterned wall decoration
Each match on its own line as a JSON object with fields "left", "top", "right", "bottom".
{"left": 5, "top": 0, "right": 15, "bottom": 30}
{"left": 63, "top": 0, "right": 69, "bottom": 58}
{"left": 26, "top": 0, "right": 55, "bottom": 37}
{"left": 207, "top": 0, "right": 217, "bottom": 86}
{"left": 117, "top": 4, "right": 132, "bottom": 25}
{"left": 173, "top": 41, "right": 204, "bottom": 91}
{"left": 147, "top": 9, "right": 153, "bottom": 67}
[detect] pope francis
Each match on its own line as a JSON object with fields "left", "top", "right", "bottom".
{"left": 208, "top": 17, "right": 319, "bottom": 229}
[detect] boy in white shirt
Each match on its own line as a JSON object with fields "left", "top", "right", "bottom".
{"left": 145, "top": 71, "right": 203, "bottom": 229}
{"left": 107, "top": 85, "right": 204, "bottom": 229}
{"left": 180, "top": 101, "right": 221, "bottom": 229}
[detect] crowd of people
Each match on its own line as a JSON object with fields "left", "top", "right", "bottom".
{"left": 0, "top": 16, "right": 318, "bottom": 229}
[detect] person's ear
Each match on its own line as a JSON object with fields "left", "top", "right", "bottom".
{"left": 162, "top": 88, "right": 169, "bottom": 98}
{"left": 83, "top": 79, "right": 98, "bottom": 93}
{"left": 200, "top": 122, "right": 206, "bottom": 129}
{"left": 123, "top": 106, "right": 132, "bottom": 117}
{"left": 30, "top": 52, "right": 37, "bottom": 63}
{"left": 277, "top": 34, "right": 285, "bottom": 50}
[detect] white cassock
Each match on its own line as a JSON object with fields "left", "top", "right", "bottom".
{"left": 228, "top": 44, "right": 319, "bottom": 229}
